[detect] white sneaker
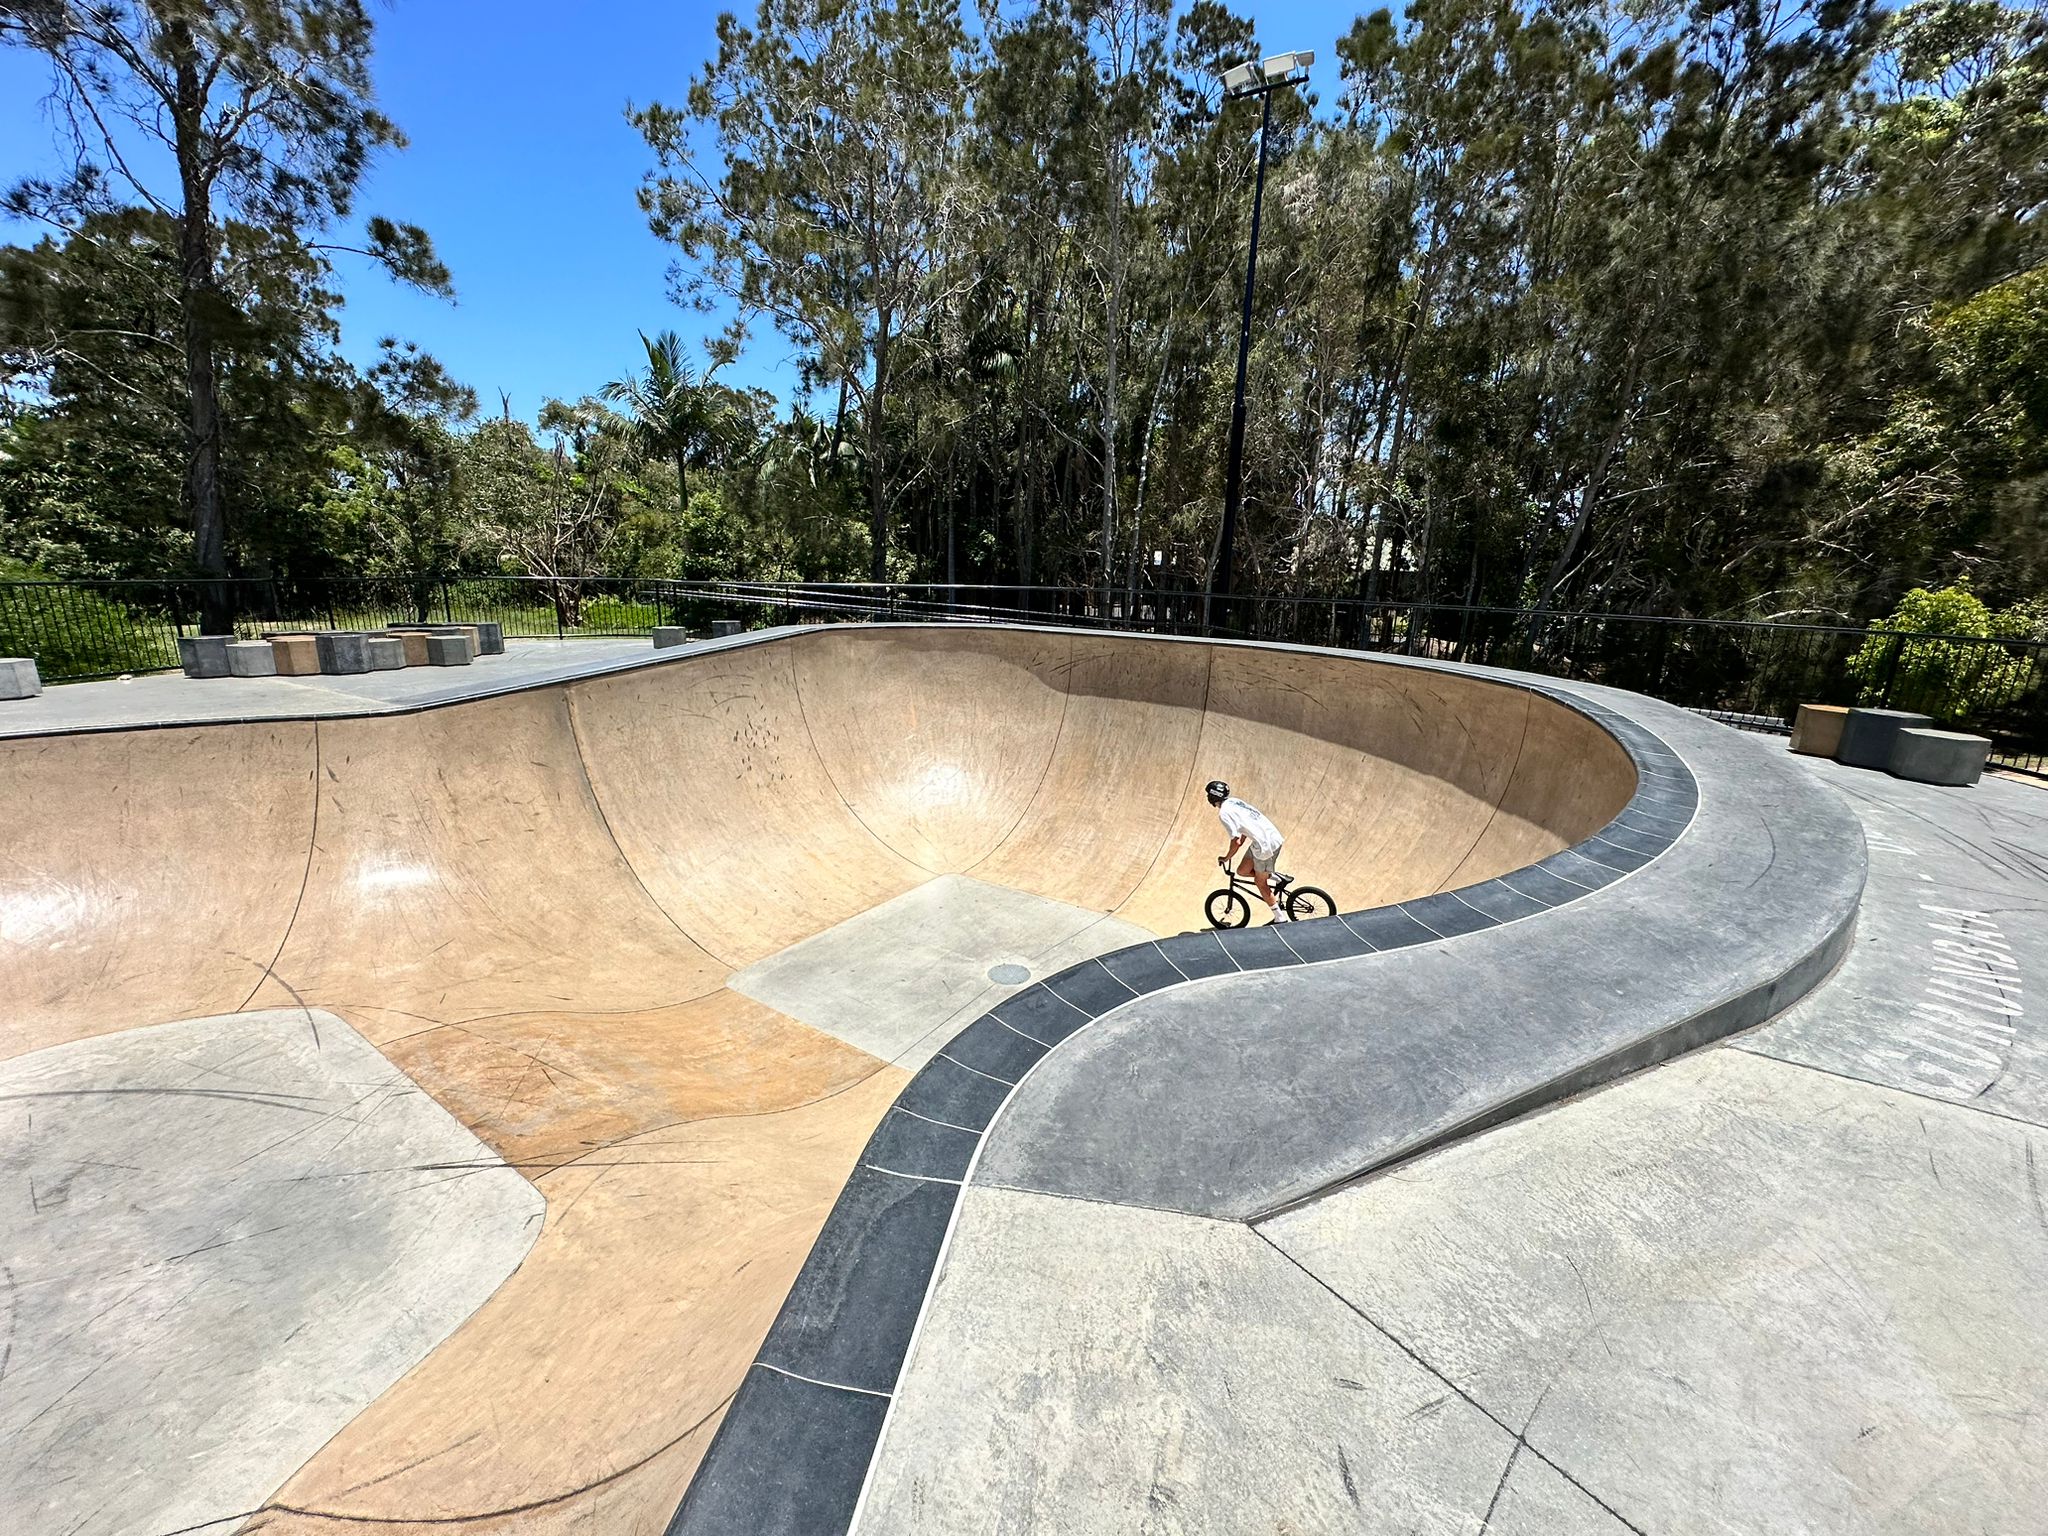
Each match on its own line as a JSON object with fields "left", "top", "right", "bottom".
{"left": 1270, "top": 905, "right": 1291, "bottom": 922}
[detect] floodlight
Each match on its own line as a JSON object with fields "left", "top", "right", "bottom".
{"left": 1208, "top": 43, "right": 1319, "bottom": 625}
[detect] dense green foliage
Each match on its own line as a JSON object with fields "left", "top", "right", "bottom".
{"left": 2, "top": 0, "right": 2043, "bottom": 627}
{"left": 1846, "top": 580, "right": 2046, "bottom": 715}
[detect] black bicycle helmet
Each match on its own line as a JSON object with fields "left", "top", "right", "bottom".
{"left": 1205, "top": 779, "right": 1230, "bottom": 804}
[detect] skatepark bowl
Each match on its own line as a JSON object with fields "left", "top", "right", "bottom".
{"left": 0, "top": 624, "right": 1868, "bottom": 1536}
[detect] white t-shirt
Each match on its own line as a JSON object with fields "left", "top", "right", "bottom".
{"left": 1218, "top": 797, "right": 1284, "bottom": 858}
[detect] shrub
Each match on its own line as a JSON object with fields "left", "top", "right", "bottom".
{"left": 0, "top": 562, "right": 181, "bottom": 679}
{"left": 1846, "top": 583, "right": 2043, "bottom": 721}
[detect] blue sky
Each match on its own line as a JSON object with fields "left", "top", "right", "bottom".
{"left": 1, "top": 2, "right": 1349, "bottom": 422}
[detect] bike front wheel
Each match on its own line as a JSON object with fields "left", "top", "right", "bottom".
{"left": 1206, "top": 887, "right": 1252, "bottom": 930}
{"left": 1285, "top": 885, "right": 1337, "bottom": 922}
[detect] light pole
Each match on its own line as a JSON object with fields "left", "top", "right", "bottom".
{"left": 1208, "top": 50, "right": 1313, "bottom": 635}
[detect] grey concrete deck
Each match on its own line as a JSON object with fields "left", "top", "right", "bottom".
{"left": 0, "top": 1008, "right": 540, "bottom": 1536}
{"left": 0, "top": 636, "right": 667, "bottom": 737}
{"left": 856, "top": 757, "right": 2047, "bottom": 1534}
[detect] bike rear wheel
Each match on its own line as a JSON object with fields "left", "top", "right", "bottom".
{"left": 1285, "top": 885, "right": 1337, "bottom": 922}
{"left": 1206, "top": 887, "right": 1252, "bottom": 930}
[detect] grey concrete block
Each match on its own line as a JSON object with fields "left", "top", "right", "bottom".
{"left": 224, "top": 641, "right": 278, "bottom": 678}
{"left": 711, "top": 618, "right": 743, "bottom": 638}
{"left": 177, "top": 634, "right": 232, "bottom": 678}
{"left": 313, "top": 631, "right": 372, "bottom": 675}
{"left": 1837, "top": 706, "right": 1933, "bottom": 769}
{"left": 0, "top": 657, "right": 42, "bottom": 698}
{"left": 1888, "top": 726, "right": 1990, "bottom": 786}
{"left": 472, "top": 620, "right": 505, "bottom": 655}
{"left": 653, "top": 626, "right": 693, "bottom": 649}
{"left": 425, "top": 632, "right": 473, "bottom": 666}
{"left": 365, "top": 635, "right": 408, "bottom": 671}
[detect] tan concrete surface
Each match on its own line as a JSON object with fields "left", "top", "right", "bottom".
{"left": 0, "top": 626, "right": 1636, "bottom": 1532}
{"left": 1792, "top": 702, "right": 1851, "bottom": 757}
{"left": 268, "top": 634, "right": 321, "bottom": 675}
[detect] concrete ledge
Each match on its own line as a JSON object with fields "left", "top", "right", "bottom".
{"left": 268, "top": 635, "right": 320, "bottom": 675}
{"left": 668, "top": 648, "right": 1865, "bottom": 1536}
{"left": 0, "top": 657, "right": 42, "bottom": 699}
{"left": 1790, "top": 702, "right": 1848, "bottom": 756}
{"left": 225, "top": 641, "right": 278, "bottom": 678}
{"left": 1838, "top": 707, "right": 1932, "bottom": 769}
{"left": 365, "top": 635, "right": 408, "bottom": 671}
{"left": 177, "top": 635, "right": 231, "bottom": 678}
{"left": 1889, "top": 726, "right": 1990, "bottom": 786}
{"left": 313, "top": 632, "right": 371, "bottom": 676}
{"left": 425, "top": 633, "right": 473, "bottom": 666}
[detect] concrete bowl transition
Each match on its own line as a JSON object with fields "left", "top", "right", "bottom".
{"left": 0, "top": 625, "right": 1862, "bottom": 1536}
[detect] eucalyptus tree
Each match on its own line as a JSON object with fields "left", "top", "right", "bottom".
{"left": 635, "top": 0, "right": 980, "bottom": 582}
{"left": 1, "top": 0, "right": 450, "bottom": 629}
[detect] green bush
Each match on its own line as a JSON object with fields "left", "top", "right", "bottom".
{"left": 1846, "top": 583, "right": 2043, "bottom": 721}
{"left": 0, "top": 562, "right": 182, "bottom": 680}
{"left": 577, "top": 597, "right": 662, "bottom": 633}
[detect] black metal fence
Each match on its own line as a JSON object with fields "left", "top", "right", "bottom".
{"left": 4, "top": 576, "right": 2043, "bottom": 778}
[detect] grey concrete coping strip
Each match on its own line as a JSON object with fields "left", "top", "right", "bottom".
{"left": 668, "top": 643, "right": 1864, "bottom": 1536}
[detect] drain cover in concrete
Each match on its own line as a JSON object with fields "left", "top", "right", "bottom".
{"left": 988, "top": 963, "right": 1033, "bottom": 985}
{"left": 730, "top": 874, "right": 1150, "bottom": 1067}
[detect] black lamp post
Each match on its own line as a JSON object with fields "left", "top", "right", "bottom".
{"left": 1208, "top": 50, "right": 1313, "bottom": 636}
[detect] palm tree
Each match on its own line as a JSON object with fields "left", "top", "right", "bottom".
{"left": 600, "top": 331, "right": 739, "bottom": 513}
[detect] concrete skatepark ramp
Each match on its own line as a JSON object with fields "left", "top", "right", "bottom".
{"left": 2, "top": 625, "right": 1658, "bottom": 1534}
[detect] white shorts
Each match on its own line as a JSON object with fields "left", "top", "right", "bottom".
{"left": 1246, "top": 844, "right": 1280, "bottom": 876}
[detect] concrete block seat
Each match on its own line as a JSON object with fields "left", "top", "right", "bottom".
{"left": 225, "top": 641, "right": 278, "bottom": 678}
{"left": 388, "top": 621, "right": 499, "bottom": 656}
{"left": 176, "top": 635, "right": 232, "bottom": 678}
{"left": 1789, "top": 703, "right": 1849, "bottom": 757}
{"left": 1889, "top": 728, "right": 1992, "bottom": 787}
{"left": 1837, "top": 707, "right": 1934, "bottom": 770}
{"left": 388, "top": 631, "right": 432, "bottom": 667}
{"left": 710, "top": 618, "right": 743, "bottom": 639}
{"left": 1, "top": 657, "right": 42, "bottom": 699}
{"left": 313, "top": 631, "right": 373, "bottom": 676}
{"left": 424, "top": 632, "right": 473, "bottom": 666}
{"left": 365, "top": 635, "right": 408, "bottom": 671}
{"left": 267, "top": 634, "right": 321, "bottom": 675}
{"left": 653, "top": 626, "right": 694, "bottom": 649}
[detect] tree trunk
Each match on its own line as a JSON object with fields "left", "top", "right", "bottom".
{"left": 867, "top": 316, "right": 893, "bottom": 584}
{"left": 1098, "top": 149, "right": 1124, "bottom": 611}
{"left": 169, "top": 27, "right": 231, "bottom": 634}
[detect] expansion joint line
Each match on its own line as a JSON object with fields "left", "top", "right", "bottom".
{"left": 1245, "top": 1225, "right": 1650, "bottom": 1536}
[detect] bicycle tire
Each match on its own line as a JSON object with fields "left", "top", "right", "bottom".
{"left": 1206, "top": 887, "right": 1252, "bottom": 930}
{"left": 1285, "top": 885, "right": 1337, "bottom": 922}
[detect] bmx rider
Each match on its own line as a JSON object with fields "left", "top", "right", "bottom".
{"left": 1207, "top": 780, "right": 1289, "bottom": 922}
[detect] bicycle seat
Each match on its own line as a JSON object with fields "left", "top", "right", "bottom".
{"left": 1272, "top": 872, "right": 1294, "bottom": 888}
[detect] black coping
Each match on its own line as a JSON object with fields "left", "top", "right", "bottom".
{"left": 668, "top": 648, "right": 1703, "bottom": 1536}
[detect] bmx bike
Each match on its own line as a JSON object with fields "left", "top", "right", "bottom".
{"left": 1206, "top": 857, "right": 1336, "bottom": 929}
